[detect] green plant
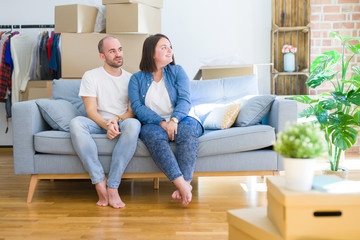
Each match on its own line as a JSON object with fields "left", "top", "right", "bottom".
{"left": 289, "top": 32, "right": 360, "bottom": 171}
{"left": 273, "top": 122, "right": 325, "bottom": 159}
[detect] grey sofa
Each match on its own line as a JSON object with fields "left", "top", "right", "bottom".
{"left": 12, "top": 75, "right": 297, "bottom": 203}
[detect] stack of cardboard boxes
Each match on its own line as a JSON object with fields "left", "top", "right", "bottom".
{"left": 55, "top": 0, "right": 163, "bottom": 79}
{"left": 24, "top": 1, "right": 162, "bottom": 100}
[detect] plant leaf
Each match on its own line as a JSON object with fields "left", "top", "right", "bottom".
{"left": 331, "top": 91, "right": 351, "bottom": 107}
{"left": 332, "top": 126, "right": 358, "bottom": 150}
{"left": 287, "top": 95, "right": 318, "bottom": 104}
{"left": 353, "top": 66, "right": 360, "bottom": 75}
{"left": 346, "top": 42, "right": 360, "bottom": 54}
{"left": 307, "top": 72, "right": 338, "bottom": 89}
{"left": 330, "top": 32, "right": 344, "bottom": 42}
{"left": 319, "top": 99, "right": 337, "bottom": 110}
{"left": 344, "top": 74, "right": 360, "bottom": 89}
{"left": 354, "top": 111, "right": 360, "bottom": 125}
{"left": 298, "top": 107, "right": 315, "bottom": 118}
{"left": 347, "top": 89, "right": 360, "bottom": 106}
{"left": 313, "top": 104, "right": 329, "bottom": 126}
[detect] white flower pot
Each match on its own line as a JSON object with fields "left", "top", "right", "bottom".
{"left": 284, "top": 157, "right": 315, "bottom": 192}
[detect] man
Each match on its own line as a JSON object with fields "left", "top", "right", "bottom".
{"left": 69, "top": 36, "right": 140, "bottom": 208}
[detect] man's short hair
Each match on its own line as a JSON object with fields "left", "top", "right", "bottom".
{"left": 98, "top": 36, "right": 118, "bottom": 53}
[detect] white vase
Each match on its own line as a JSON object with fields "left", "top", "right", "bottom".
{"left": 284, "top": 157, "right": 315, "bottom": 191}
{"left": 284, "top": 52, "right": 295, "bottom": 72}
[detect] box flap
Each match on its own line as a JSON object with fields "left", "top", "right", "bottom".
{"left": 193, "top": 64, "right": 255, "bottom": 80}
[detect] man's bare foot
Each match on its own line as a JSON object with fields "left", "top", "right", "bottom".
{"left": 107, "top": 187, "right": 126, "bottom": 209}
{"left": 95, "top": 179, "right": 108, "bottom": 206}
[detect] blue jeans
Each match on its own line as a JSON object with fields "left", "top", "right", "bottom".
{"left": 140, "top": 117, "right": 203, "bottom": 182}
{"left": 69, "top": 116, "right": 141, "bottom": 188}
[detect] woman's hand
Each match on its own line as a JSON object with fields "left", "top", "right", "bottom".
{"left": 106, "top": 117, "right": 121, "bottom": 140}
{"left": 160, "top": 120, "right": 178, "bottom": 141}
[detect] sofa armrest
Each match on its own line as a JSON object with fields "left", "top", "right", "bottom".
{"left": 12, "top": 100, "right": 50, "bottom": 174}
{"left": 267, "top": 98, "right": 297, "bottom": 134}
{"left": 268, "top": 98, "right": 297, "bottom": 171}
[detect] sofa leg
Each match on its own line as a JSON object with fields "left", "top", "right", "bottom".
{"left": 153, "top": 177, "right": 159, "bottom": 190}
{"left": 27, "top": 174, "right": 39, "bottom": 203}
{"left": 261, "top": 176, "right": 265, "bottom": 182}
{"left": 273, "top": 171, "right": 280, "bottom": 176}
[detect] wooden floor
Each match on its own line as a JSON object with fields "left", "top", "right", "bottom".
{"left": 0, "top": 148, "right": 359, "bottom": 240}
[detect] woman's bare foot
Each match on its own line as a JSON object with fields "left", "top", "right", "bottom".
{"left": 171, "top": 189, "right": 182, "bottom": 201}
{"left": 173, "top": 178, "right": 193, "bottom": 206}
{"left": 107, "top": 187, "right": 126, "bottom": 209}
{"left": 172, "top": 183, "right": 192, "bottom": 202}
{"left": 95, "top": 179, "right": 108, "bottom": 206}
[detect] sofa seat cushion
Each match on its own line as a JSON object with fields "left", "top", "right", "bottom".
{"left": 34, "top": 131, "right": 150, "bottom": 157}
{"left": 198, "top": 125, "right": 275, "bottom": 157}
{"left": 34, "top": 125, "right": 275, "bottom": 157}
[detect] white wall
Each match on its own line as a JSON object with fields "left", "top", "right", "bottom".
{"left": 0, "top": 0, "right": 271, "bottom": 145}
{"left": 162, "top": 0, "right": 272, "bottom": 92}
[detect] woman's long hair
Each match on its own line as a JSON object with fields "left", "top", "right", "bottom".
{"left": 139, "top": 33, "right": 175, "bottom": 73}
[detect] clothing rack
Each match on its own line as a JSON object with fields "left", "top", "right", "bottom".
{"left": 0, "top": 24, "right": 54, "bottom": 29}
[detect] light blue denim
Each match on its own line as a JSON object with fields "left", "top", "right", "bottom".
{"left": 128, "top": 64, "right": 194, "bottom": 125}
{"left": 69, "top": 116, "right": 141, "bottom": 188}
{"left": 139, "top": 117, "right": 203, "bottom": 182}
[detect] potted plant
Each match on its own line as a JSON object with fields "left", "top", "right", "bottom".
{"left": 289, "top": 32, "right": 360, "bottom": 175}
{"left": 273, "top": 122, "right": 325, "bottom": 191}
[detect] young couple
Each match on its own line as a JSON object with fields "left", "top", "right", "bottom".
{"left": 69, "top": 35, "right": 203, "bottom": 209}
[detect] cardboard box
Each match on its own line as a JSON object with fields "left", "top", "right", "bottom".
{"left": 55, "top": 4, "right": 98, "bottom": 33}
{"left": 61, "top": 33, "right": 149, "bottom": 79}
{"left": 21, "top": 81, "right": 53, "bottom": 101}
{"left": 193, "top": 64, "right": 255, "bottom": 80}
{"left": 102, "top": 0, "right": 163, "bottom": 8}
{"left": 267, "top": 176, "right": 360, "bottom": 239}
{"left": 106, "top": 3, "right": 161, "bottom": 34}
{"left": 227, "top": 207, "right": 283, "bottom": 240}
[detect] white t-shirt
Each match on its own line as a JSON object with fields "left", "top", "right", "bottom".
{"left": 79, "top": 67, "right": 132, "bottom": 120}
{"left": 145, "top": 78, "right": 174, "bottom": 122}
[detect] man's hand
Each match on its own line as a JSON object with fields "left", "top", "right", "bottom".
{"left": 106, "top": 117, "right": 121, "bottom": 140}
{"left": 160, "top": 120, "right": 178, "bottom": 141}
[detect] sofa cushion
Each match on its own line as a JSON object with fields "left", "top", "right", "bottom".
{"left": 190, "top": 75, "right": 258, "bottom": 124}
{"left": 203, "top": 103, "right": 241, "bottom": 129}
{"left": 52, "top": 79, "right": 87, "bottom": 116}
{"left": 34, "top": 131, "right": 151, "bottom": 157}
{"left": 190, "top": 75, "right": 258, "bottom": 103}
{"left": 234, "top": 95, "right": 276, "bottom": 127}
{"left": 198, "top": 125, "right": 275, "bottom": 157}
{"left": 35, "top": 99, "right": 81, "bottom": 132}
{"left": 34, "top": 125, "right": 275, "bottom": 158}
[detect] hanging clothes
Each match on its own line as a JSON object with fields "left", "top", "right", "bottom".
{"left": 10, "top": 34, "right": 35, "bottom": 103}
{"left": 49, "top": 34, "right": 61, "bottom": 79}
{"left": 0, "top": 39, "right": 12, "bottom": 100}
{"left": 29, "top": 33, "right": 41, "bottom": 80}
{"left": 39, "top": 32, "right": 50, "bottom": 80}
{"left": 0, "top": 32, "right": 10, "bottom": 68}
{"left": 56, "top": 35, "right": 61, "bottom": 79}
{"left": 36, "top": 32, "right": 43, "bottom": 80}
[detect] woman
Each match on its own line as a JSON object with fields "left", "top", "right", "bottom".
{"left": 128, "top": 34, "right": 203, "bottom": 206}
